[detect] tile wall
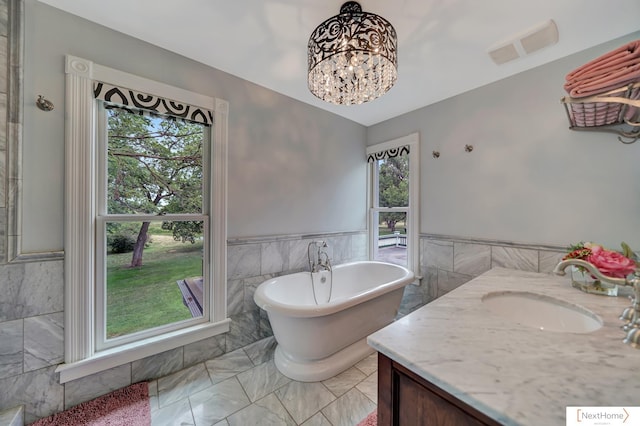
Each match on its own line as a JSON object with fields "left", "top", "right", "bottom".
{"left": 399, "top": 235, "right": 566, "bottom": 315}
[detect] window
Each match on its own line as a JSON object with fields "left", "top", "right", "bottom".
{"left": 58, "top": 56, "right": 229, "bottom": 382}
{"left": 96, "top": 103, "right": 211, "bottom": 350}
{"left": 367, "top": 133, "right": 419, "bottom": 273}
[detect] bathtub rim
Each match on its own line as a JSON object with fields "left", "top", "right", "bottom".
{"left": 253, "top": 260, "right": 415, "bottom": 318}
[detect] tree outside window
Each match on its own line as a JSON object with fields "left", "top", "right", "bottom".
{"left": 378, "top": 154, "right": 409, "bottom": 234}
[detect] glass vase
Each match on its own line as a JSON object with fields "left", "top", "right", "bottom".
{"left": 570, "top": 266, "right": 618, "bottom": 296}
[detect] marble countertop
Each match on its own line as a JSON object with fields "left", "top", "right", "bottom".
{"left": 367, "top": 267, "right": 640, "bottom": 426}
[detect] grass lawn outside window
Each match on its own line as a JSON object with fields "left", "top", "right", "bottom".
{"left": 106, "top": 225, "right": 203, "bottom": 338}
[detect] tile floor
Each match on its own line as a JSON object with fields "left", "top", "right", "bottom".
{"left": 148, "top": 336, "right": 378, "bottom": 426}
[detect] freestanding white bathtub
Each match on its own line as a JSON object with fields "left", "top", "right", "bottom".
{"left": 253, "top": 260, "right": 415, "bottom": 381}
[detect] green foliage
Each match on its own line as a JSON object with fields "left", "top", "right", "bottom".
{"left": 106, "top": 221, "right": 140, "bottom": 236}
{"left": 378, "top": 155, "right": 409, "bottom": 232}
{"left": 379, "top": 156, "right": 408, "bottom": 207}
{"left": 107, "top": 233, "right": 137, "bottom": 254}
{"left": 162, "top": 220, "right": 202, "bottom": 244}
{"left": 107, "top": 108, "right": 204, "bottom": 215}
{"left": 105, "top": 106, "right": 206, "bottom": 265}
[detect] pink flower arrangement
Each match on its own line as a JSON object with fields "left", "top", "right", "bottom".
{"left": 563, "top": 242, "right": 637, "bottom": 279}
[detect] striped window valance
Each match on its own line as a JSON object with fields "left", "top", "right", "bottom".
{"left": 367, "top": 145, "right": 410, "bottom": 163}
{"left": 93, "top": 82, "right": 213, "bottom": 126}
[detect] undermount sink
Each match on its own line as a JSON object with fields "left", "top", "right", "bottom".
{"left": 481, "top": 291, "right": 603, "bottom": 333}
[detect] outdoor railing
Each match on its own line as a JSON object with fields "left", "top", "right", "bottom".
{"left": 378, "top": 233, "right": 407, "bottom": 248}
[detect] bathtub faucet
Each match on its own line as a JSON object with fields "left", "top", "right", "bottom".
{"left": 308, "top": 240, "right": 332, "bottom": 273}
{"left": 553, "top": 258, "right": 640, "bottom": 348}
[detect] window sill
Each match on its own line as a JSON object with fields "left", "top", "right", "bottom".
{"left": 56, "top": 319, "right": 230, "bottom": 383}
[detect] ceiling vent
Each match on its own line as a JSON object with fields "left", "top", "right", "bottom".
{"left": 488, "top": 19, "right": 558, "bottom": 65}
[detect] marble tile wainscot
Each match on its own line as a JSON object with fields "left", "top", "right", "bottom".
{"left": 398, "top": 234, "right": 567, "bottom": 316}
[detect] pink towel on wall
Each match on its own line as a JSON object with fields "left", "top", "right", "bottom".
{"left": 564, "top": 40, "right": 640, "bottom": 98}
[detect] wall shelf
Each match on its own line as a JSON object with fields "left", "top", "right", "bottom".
{"left": 561, "top": 82, "right": 640, "bottom": 144}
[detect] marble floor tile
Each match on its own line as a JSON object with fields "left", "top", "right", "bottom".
{"left": 157, "top": 363, "right": 212, "bottom": 407}
{"left": 274, "top": 381, "right": 336, "bottom": 424}
{"left": 354, "top": 353, "right": 377, "bottom": 376}
{"left": 205, "top": 348, "right": 254, "bottom": 385}
{"left": 227, "top": 393, "right": 296, "bottom": 426}
{"left": 190, "top": 377, "right": 251, "bottom": 425}
{"left": 151, "top": 398, "right": 194, "bottom": 426}
{"left": 321, "top": 388, "right": 376, "bottom": 426}
{"left": 356, "top": 373, "right": 377, "bottom": 403}
{"left": 236, "top": 360, "right": 290, "bottom": 402}
{"left": 300, "top": 412, "right": 333, "bottom": 426}
{"left": 242, "top": 335, "right": 277, "bottom": 366}
{"left": 146, "top": 336, "right": 379, "bottom": 426}
{"left": 322, "top": 367, "right": 366, "bottom": 397}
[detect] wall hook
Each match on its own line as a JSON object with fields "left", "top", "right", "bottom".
{"left": 464, "top": 144, "right": 473, "bottom": 152}
{"left": 432, "top": 151, "right": 440, "bottom": 158}
{"left": 36, "top": 95, "right": 54, "bottom": 111}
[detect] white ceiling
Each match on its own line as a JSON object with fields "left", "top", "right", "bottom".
{"left": 37, "top": 0, "right": 640, "bottom": 126}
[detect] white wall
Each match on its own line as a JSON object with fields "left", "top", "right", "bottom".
{"left": 21, "top": 0, "right": 367, "bottom": 252}
{"left": 368, "top": 31, "right": 640, "bottom": 249}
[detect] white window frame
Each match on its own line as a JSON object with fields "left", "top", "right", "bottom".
{"left": 57, "top": 55, "right": 230, "bottom": 383}
{"left": 366, "top": 133, "right": 420, "bottom": 275}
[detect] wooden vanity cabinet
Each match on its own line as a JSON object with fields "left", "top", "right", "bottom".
{"left": 377, "top": 353, "right": 502, "bottom": 426}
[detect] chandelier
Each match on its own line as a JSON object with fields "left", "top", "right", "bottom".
{"left": 307, "top": 2, "right": 397, "bottom": 106}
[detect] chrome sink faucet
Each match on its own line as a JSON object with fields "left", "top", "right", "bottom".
{"left": 553, "top": 259, "right": 640, "bottom": 348}
{"left": 308, "top": 240, "right": 332, "bottom": 273}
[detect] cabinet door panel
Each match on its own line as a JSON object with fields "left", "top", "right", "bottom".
{"left": 397, "top": 371, "right": 486, "bottom": 426}
{"left": 377, "top": 353, "right": 501, "bottom": 426}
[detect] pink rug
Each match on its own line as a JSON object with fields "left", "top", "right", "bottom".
{"left": 31, "top": 382, "right": 150, "bottom": 426}
{"left": 357, "top": 410, "right": 377, "bottom": 426}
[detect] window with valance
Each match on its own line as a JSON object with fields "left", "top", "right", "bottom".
{"left": 366, "top": 134, "right": 419, "bottom": 274}
{"left": 59, "top": 55, "right": 229, "bottom": 383}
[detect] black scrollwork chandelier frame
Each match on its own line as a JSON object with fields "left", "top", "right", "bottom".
{"left": 307, "top": 2, "right": 397, "bottom": 106}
